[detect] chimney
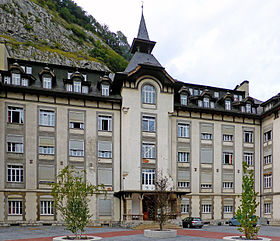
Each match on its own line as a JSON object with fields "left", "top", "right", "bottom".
{"left": 235, "top": 80, "right": 249, "bottom": 97}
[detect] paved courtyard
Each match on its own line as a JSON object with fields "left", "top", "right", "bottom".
{"left": 0, "top": 225, "right": 280, "bottom": 241}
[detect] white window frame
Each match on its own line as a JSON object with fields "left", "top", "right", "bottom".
{"left": 178, "top": 181, "right": 190, "bottom": 188}
{"left": 202, "top": 204, "right": 212, "bottom": 213}
{"left": 22, "top": 78, "right": 28, "bottom": 87}
{"left": 246, "top": 103, "right": 251, "bottom": 113}
{"left": 203, "top": 97, "right": 209, "bottom": 108}
{"left": 11, "top": 73, "right": 20, "bottom": 85}
{"left": 73, "top": 81, "right": 81, "bottom": 93}
{"left": 180, "top": 94, "right": 188, "bottom": 106}
{"left": 201, "top": 133, "right": 212, "bottom": 140}
{"left": 198, "top": 100, "right": 203, "bottom": 107}
{"left": 223, "top": 152, "right": 233, "bottom": 165}
{"left": 224, "top": 205, "right": 233, "bottom": 213}
{"left": 214, "top": 92, "right": 219, "bottom": 98}
{"left": 264, "top": 174, "right": 272, "bottom": 188}
{"left": 69, "top": 140, "right": 84, "bottom": 157}
{"left": 4, "top": 76, "right": 11, "bottom": 84}
{"left": 66, "top": 84, "right": 73, "bottom": 92}
{"left": 181, "top": 204, "right": 189, "bottom": 213}
{"left": 26, "top": 66, "right": 32, "bottom": 74}
{"left": 264, "top": 203, "right": 271, "bottom": 214}
{"left": 7, "top": 165, "right": 24, "bottom": 183}
{"left": 201, "top": 184, "right": 212, "bottom": 188}
{"left": 225, "top": 100, "right": 231, "bottom": 110}
{"left": 264, "top": 130, "right": 272, "bottom": 142}
{"left": 8, "top": 200, "right": 22, "bottom": 215}
{"left": 178, "top": 123, "right": 189, "bottom": 138}
{"left": 98, "top": 141, "right": 112, "bottom": 158}
{"left": 101, "top": 84, "right": 110, "bottom": 96}
{"left": 223, "top": 134, "right": 233, "bottom": 142}
{"left": 98, "top": 115, "right": 112, "bottom": 131}
{"left": 82, "top": 85, "right": 89, "bottom": 94}
{"left": 142, "top": 169, "right": 155, "bottom": 190}
{"left": 223, "top": 182, "right": 233, "bottom": 189}
{"left": 7, "top": 106, "right": 24, "bottom": 124}
{"left": 39, "top": 146, "right": 55, "bottom": 155}
{"left": 178, "top": 152, "right": 189, "bottom": 163}
{"left": 39, "top": 110, "right": 55, "bottom": 127}
{"left": 40, "top": 200, "right": 54, "bottom": 215}
{"left": 264, "top": 155, "right": 272, "bottom": 165}
{"left": 142, "top": 85, "right": 155, "bottom": 104}
{"left": 244, "top": 131, "right": 253, "bottom": 143}
{"left": 7, "top": 141, "right": 24, "bottom": 153}
{"left": 142, "top": 143, "right": 156, "bottom": 159}
{"left": 244, "top": 152, "right": 254, "bottom": 166}
{"left": 43, "top": 77, "right": 52, "bottom": 89}
{"left": 142, "top": 116, "right": 155, "bottom": 132}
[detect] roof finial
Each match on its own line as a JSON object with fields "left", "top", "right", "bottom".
{"left": 141, "top": 0, "right": 144, "bottom": 13}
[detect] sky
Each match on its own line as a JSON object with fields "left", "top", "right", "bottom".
{"left": 74, "top": 0, "right": 280, "bottom": 101}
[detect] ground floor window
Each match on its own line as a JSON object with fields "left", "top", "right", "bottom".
{"left": 224, "top": 205, "right": 233, "bottom": 213}
{"left": 181, "top": 204, "right": 189, "bottom": 213}
{"left": 202, "top": 204, "right": 212, "bottom": 213}
{"left": 8, "top": 200, "right": 22, "bottom": 215}
{"left": 264, "top": 203, "right": 272, "bottom": 214}
{"left": 40, "top": 201, "right": 54, "bottom": 215}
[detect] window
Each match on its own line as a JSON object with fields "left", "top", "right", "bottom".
{"left": 4, "top": 76, "right": 11, "bottom": 84}
{"left": 241, "top": 106, "right": 245, "bottom": 112}
{"left": 22, "top": 78, "right": 28, "bottom": 86}
{"left": 66, "top": 84, "right": 73, "bottom": 92}
{"left": 264, "top": 174, "right": 272, "bottom": 188}
{"left": 264, "top": 130, "right": 272, "bottom": 142}
{"left": 264, "top": 155, "right": 272, "bottom": 165}
{"left": 142, "top": 116, "right": 155, "bottom": 132}
{"left": 214, "top": 92, "right": 219, "bottom": 98}
{"left": 189, "top": 88, "right": 193, "bottom": 95}
{"left": 39, "top": 110, "right": 55, "bottom": 126}
{"left": 225, "top": 100, "right": 231, "bottom": 110}
{"left": 98, "top": 115, "right": 112, "bottom": 131}
{"left": 73, "top": 81, "right": 81, "bottom": 92}
{"left": 101, "top": 84, "right": 110, "bottom": 96}
{"left": 201, "top": 184, "right": 212, "bottom": 188}
{"left": 67, "top": 72, "right": 72, "bottom": 79}
{"left": 210, "top": 102, "right": 215, "bottom": 108}
{"left": 39, "top": 137, "right": 55, "bottom": 155}
{"left": 142, "top": 143, "right": 156, "bottom": 159}
{"left": 40, "top": 201, "right": 54, "bottom": 215}
{"left": 8, "top": 200, "right": 22, "bottom": 215}
{"left": 181, "top": 94, "right": 188, "bottom": 106}
{"left": 7, "top": 106, "right": 24, "bottom": 124}
{"left": 82, "top": 86, "right": 88, "bottom": 94}
{"left": 142, "top": 85, "right": 156, "bottom": 104}
{"left": 178, "top": 181, "right": 190, "bottom": 188}
{"left": 98, "top": 141, "right": 112, "bottom": 158}
{"left": 181, "top": 204, "right": 189, "bottom": 213}
{"left": 239, "top": 95, "right": 243, "bottom": 101}
{"left": 82, "top": 74, "right": 87, "bottom": 81}
{"left": 198, "top": 100, "right": 203, "bottom": 107}
{"left": 178, "top": 152, "right": 189, "bottom": 163}
{"left": 223, "top": 182, "right": 233, "bottom": 189}
{"left": 201, "top": 133, "right": 212, "bottom": 140}
{"left": 99, "top": 198, "right": 111, "bottom": 216}
{"left": 246, "top": 103, "right": 251, "bottom": 113}
{"left": 178, "top": 123, "right": 189, "bottom": 138}
{"left": 26, "top": 66, "right": 32, "bottom": 74}
{"left": 142, "top": 169, "right": 155, "bottom": 190}
{"left": 43, "top": 77, "right": 52, "bottom": 89}
{"left": 224, "top": 205, "right": 233, "bottom": 213}
{"left": 69, "top": 111, "right": 84, "bottom": 130}
{"left": 38, "top": 164, "right": 55, "bottom": 183}
{"left": 234, "top": 94, "right": 238, "bottom": 101}
{"left": 203, "top": 97, "right": 209, "bottom": 108}
{"left": 202, "top": 204, "right": 211, "bottom": 213}
{"left": 223, "top": 134, "right": 233, "bottom": 142}
{"left": 201, "top": 148, "right": 213, "bottom": 164}
{"left": 252, "top": 107, "right": 256, "bottom": 114}
{"left": 193, "top": 89, "right": 198, "bottom": 96}
{"left": 11, "top": 73, "right": 20, "bottom": 85}
{"left": 7, "top": 165, "right": 23, "bottom": 183}
{"left": 223, "top": 152, "right": 233, "bottom": 165}
{"left": 69, "top": 140, "right": 84, "bottom": 157}
{"left": 264, "top": 203, "right": 271, "bottom": 214}
{"left": 244, "top": 131, "right": 253, "bottom": 143}
{"left": 98, "top": 168, "right": 112, "bottom": 185}
{"left": 244, "top": 153, "right": 254, "bottom": 166}
{"left": 7, "top": 135, "right": 24, "bottom": 153}
{"left": 21, "top": 66, "right": 26, "bottom": 72}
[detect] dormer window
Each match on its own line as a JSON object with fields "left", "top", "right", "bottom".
{"left": 241, "top": 106, "right": 245, "bottom": 112}
{"left": 43, "top": 77, "right": 52, "bottom": 89}
{"left": 12, "top": 73, "right": 20, "bottom": 85}
{"left": 181, "top": 94, "right": 188, "bottom": 106}
{"left": 203, "top": 97, "right": 209, "bottom": 108}
{"left": 74, "top": 81, "right": 81, "bottom": 93}
{"left": 67, "top": 72, "right": 72, "bottom": 79}
{"left": 102, "top": 84, "right": 110, "bottom": 96}
{"left": 26, "top": 66, "right": 32, "bottom": 74}
{"left": 214, "top": 92, "right": 219, "bottom": 98}
{"left": 4, "top": 76, "right": 11, "bottom": 84}
{"left": 82, "top": 86, "right": 89, "bottom": 94}
{"left": 252, "top": 107, "right": 256, "bottom": 114}
{"left": 246, "top": 103, "right": 251, "bottom": 113}
{"left": 142, "top": 85, "right": 155, "bottom": 104}
{"left": 225, "top": 100, "right": 231, "bottom": 110}
{"left": 82, "top": 74, "right": 87, "bottom": 81}
{"left": 198, "top": 100, "right": 203, "bottom": 107}
{"left": 210, "top": 102, "right": 215, "bottom": 108}
{"left": 189, "top": 88, "right": 193, "bottom": 95}
{"left": 66, "top": 84, "right": 72, "bottom": 92}
{"left": 22, "top": 78, "right": 28, "bottom": 87}
{"left": 194, "top": 89, "right": 199, "bottom": 96}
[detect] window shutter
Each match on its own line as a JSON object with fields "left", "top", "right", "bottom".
{"left": 98, "top": 168, "right": 112, "bottom": 185}
{"left": 178, "top": 170, "right": 190, "bottom": 181}
{"left": 69, "top": 111, "right": 84, "bottom": 122}
{"left": 201, "top": 148, "right": 213, "bottom": 163}
{"left": 38, "top": 165, "right": 55, "bottom": 181}
{"left": 98, "top": 141, "right": 112, "bottom": 152}
{"left": 39, "top": 137, "right": 54, "bottom": 146}
{"left": 201, "top": 198, "right": 212, "bottom": 205}
{"left": 7, "top": 135, "right": 23, "bottom": 143}
{"left": 177, "top": 144, "right": 190, "bottom": 152}
{"left": 69, "top": 140, "right": 84, "bottom": 150}
{"left": 223, "top": 125, "right": 234, "bottom": 134}
{"left": 223, "top": 198, "right": 234, "bottom": 206}
{"left": 181, "top": 198, "right": 190, "bottom": 205}
{"left": 201, "top": 169, "right": 212, "bottom": 184}
{"left": 263, "top": 148, "right": 272, "bottom": 156}
{"left": 99, "top": 199, "right": 111, "bottom": 215}
{"left": 201, "top": 124, "right": 213, "bottom": 133}
{"left": 222, "top": 170, "right": 234, "bottom": 182}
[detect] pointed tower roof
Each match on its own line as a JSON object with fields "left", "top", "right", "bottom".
{"left": 137, "top": 11, "right": 150, "bottom": 40}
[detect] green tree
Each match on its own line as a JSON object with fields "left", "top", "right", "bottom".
{"left": 236, "top": 162, "right": 260, "bottom": 240}
{"left": 51, "top": 166, "right": 106, "bottom": 239}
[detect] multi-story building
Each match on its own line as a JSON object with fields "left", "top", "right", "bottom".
{"left": 0, "top": 12, "right": 280, "bottom": 226}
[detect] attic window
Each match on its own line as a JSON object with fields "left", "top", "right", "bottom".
{"left": 67, "top": 72, "right": 72, "bottom": 79}
{"left": 12, "top": 73, "right": 20, "bottom": 85}
{"left": 102, "top": 84, "right": 110, "bottom": 96}
{"left": 241, "top": 106, "right": 245, "bottom": 112}
{"left": 43, "top": 77, "right": 52, "bottom": 89}
{"left": 180, "top": 94, "right": 187, "bottom": 106}
{"left": 225, "top": 100, "right": 231, "bottom": 110}
{"left": 246, "top": 103, "right": 251, "bottom": 113}
{"left": 74, "top": 81, "right": 81, "bottom": 93}
{"left": 203, "top": 97, "right": 209, "bottom": 108}
{"left": 214, "top": 92, "right": 219, "bottom": 98}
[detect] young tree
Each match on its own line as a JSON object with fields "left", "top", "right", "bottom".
{"left": 154, "top": 171, "right": 173, "bottom": 231}
{"left": 236, "top": 161, "right": 260, "bottom": 240}
{"left": 51, "top": 166, "right": 106, "bottom": 240}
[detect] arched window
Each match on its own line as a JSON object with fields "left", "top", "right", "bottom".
{"left": 142, "top": 85, "right": 156, "bottom": 104}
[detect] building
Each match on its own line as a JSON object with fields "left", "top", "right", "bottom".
{"left": 0, "top": 12, "right": 280, "bottom": 226}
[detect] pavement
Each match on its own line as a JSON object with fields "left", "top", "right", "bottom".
{"left": 0, "top": 225, "right": 279, "bottom": 241}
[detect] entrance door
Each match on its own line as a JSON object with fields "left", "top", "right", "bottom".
{"left": 143, "top": 195, "right": 155, "bottom": 220}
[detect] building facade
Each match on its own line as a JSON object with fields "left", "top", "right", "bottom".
{"left": 0, "top": 13, "right": 280, "bottom": 226}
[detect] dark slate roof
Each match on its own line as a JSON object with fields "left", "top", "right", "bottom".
{"left": 137, "top": 12, "right": 150, "bottom": 40}
{"left": 124, "top": 52, "right": 162, "bottom": 73}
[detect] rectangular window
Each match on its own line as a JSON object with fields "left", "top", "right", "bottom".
{"left": 7, "top": 106, "right": 24, "bottom": 124}
{"left": 193, "top": 89, "right": 198, "bottom": 96}
{"left": 264, "top": 155, "right": 272, "bottom": 165}
{"left": 142, "top": 169, "right": 155, "bottom": 190}
{"left": 39, "top": 110, "right": 55, "bottom": 126}
{"left": 241, "top": 106, "right": 245, "bottom": 112}
{"left": 73, "top": 81, "right": 81, "bottom": 93}
{"left": 22, "top": 78, "right": 28, "bottom": 87}
{"left": 69, "top": 111, "right": 84, "bottom": 130}
{"left": 66, "top": 84, "right": 73, "bottom": 92}
{"left": 225, "top": 100, "right": 231, "bottom": 110}
{"left": 178, "top": 123, "right": 189, "bottom": 138}
{"left": 101, "top": 84, "right": 110, "bottom": 96}
{"left": 223, "top": 152, "right": 233, "bottom": 165}
{"left": 7, "top": 165, "right": 23, "bottom": 183}
{"left": 201, "top": 148, "right": 213, "bottom": 164}
{"left": 223, "top": 182, "right": 233, "bottom": 189}
{"left": 98, "top": 168, "right": 112, "bottom": 185}
{"left": 26, "top": 66, "right": 32, "bottom": 74}
{"left": 4, "top": 76, "right": 11, "bottom": 84}
{"left": 264, "top": 203, "right": 271, "bottom": 214}
{"left": 39, "top": 137, "right": 55, "bottom": 155}
{"left": 201, "top": 169, "right": 212, "bottom": 188}
{"left": 82, "top": 85, "right": 89, "bottom": 94}
{"left": 202, "top": 204, "right": 211, "bottom": 213}
{"left": 43, "top": 77, "right": 52, "bottom": 89}
{"left": 98, "top": 141, "right": 112, "bottom": 158}
{"left": 99, "top": 198, "right": 111, "bottom": 216}
{"left": 214, "top": 92, "right": 219, "bottom": 98}
{"left": 178, "top": 152, "right": 189, "bottom": 163}
{"left": 98, "top": 115, "right": 112, "bottom": 131}
{"left": 264, "top": 174, "right": 272, "bottom": 188}
{"left": 181, "top": 204, "right": 189, "bottom": 213}
{"left": 244, "top": 153, "right": 254, "bottom": 166}
{"left": 142, "top": 116, "right": 155, "bottom": 132}
{"left": 38, "top": 165, "right": 55, "bottom": 183}
{"left": 223, "top": 134, "right": 233, "bottom": 142}
{"left": 181, "top": 94, "right": 187, "bottom": 106}
{"left": 264, "top": 130, "right": 272, "bottom": 142}
{"left": 8, "top": 200, "right": 22, "bottom": 215}
{"left": 69, "top": 140, "right": 84, "bottom": 157}
{"left": 244, "top": 131, "right": 253, "bottom": 143}
{"left": 67, "top": 72, "right": 72, "bottom": 79}
{"left": 198, "top": 100, "right": 203, "bottom": 107}
{"left": 246, "top": 103, "right": 251, "bottom": 113}
{"left": 7, "top": 135, "right": 24, "bottom": 153}
{"left": 201, "top": 133, "right": 212, "bottom": 140}
{"left": 11, "top": 73, "right": 20, "bottom": 85}
{"left": 178, "top": 181, "right": 190, "bottom": 188}
{"left": 40, "top": 201, "right": 54, "bottom": 215}
{"left": 210, "top": 102, "right": 215, "bottom": 108}
{"left": 203, "top": 98, "right": 209, "bottom": 108}
{"left": 189, "top": 88, "right": 193, "bottom": 95}
{"left": 82, "top": 74, "right": 87, "bottom": 81}
{"left": 142, "top": 143, "right": 156, "bottom": 159}
{"left": 224, "top": 205, "right": 233, "bottom": 213}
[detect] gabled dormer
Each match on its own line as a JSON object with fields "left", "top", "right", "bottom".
{"left": 39, "top": 67, "right": 56, "bottom": 89}
{"left": 233, "top": 96, "right": 259, "bottom": 114}
{"left": 98, "top": 75, "right": 112, "bottom": 96}
{"left": 178, "top": 86, "right": 190, "bottom": 106}
{"left": 217, "top": 92, "right": 235, "bottom": 110}
{"left": 64, "top": 71, "right": 90, "bottom": 94}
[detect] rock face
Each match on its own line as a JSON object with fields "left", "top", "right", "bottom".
{"left": 0, "top": 0, "right": 110, "bottom": 71}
